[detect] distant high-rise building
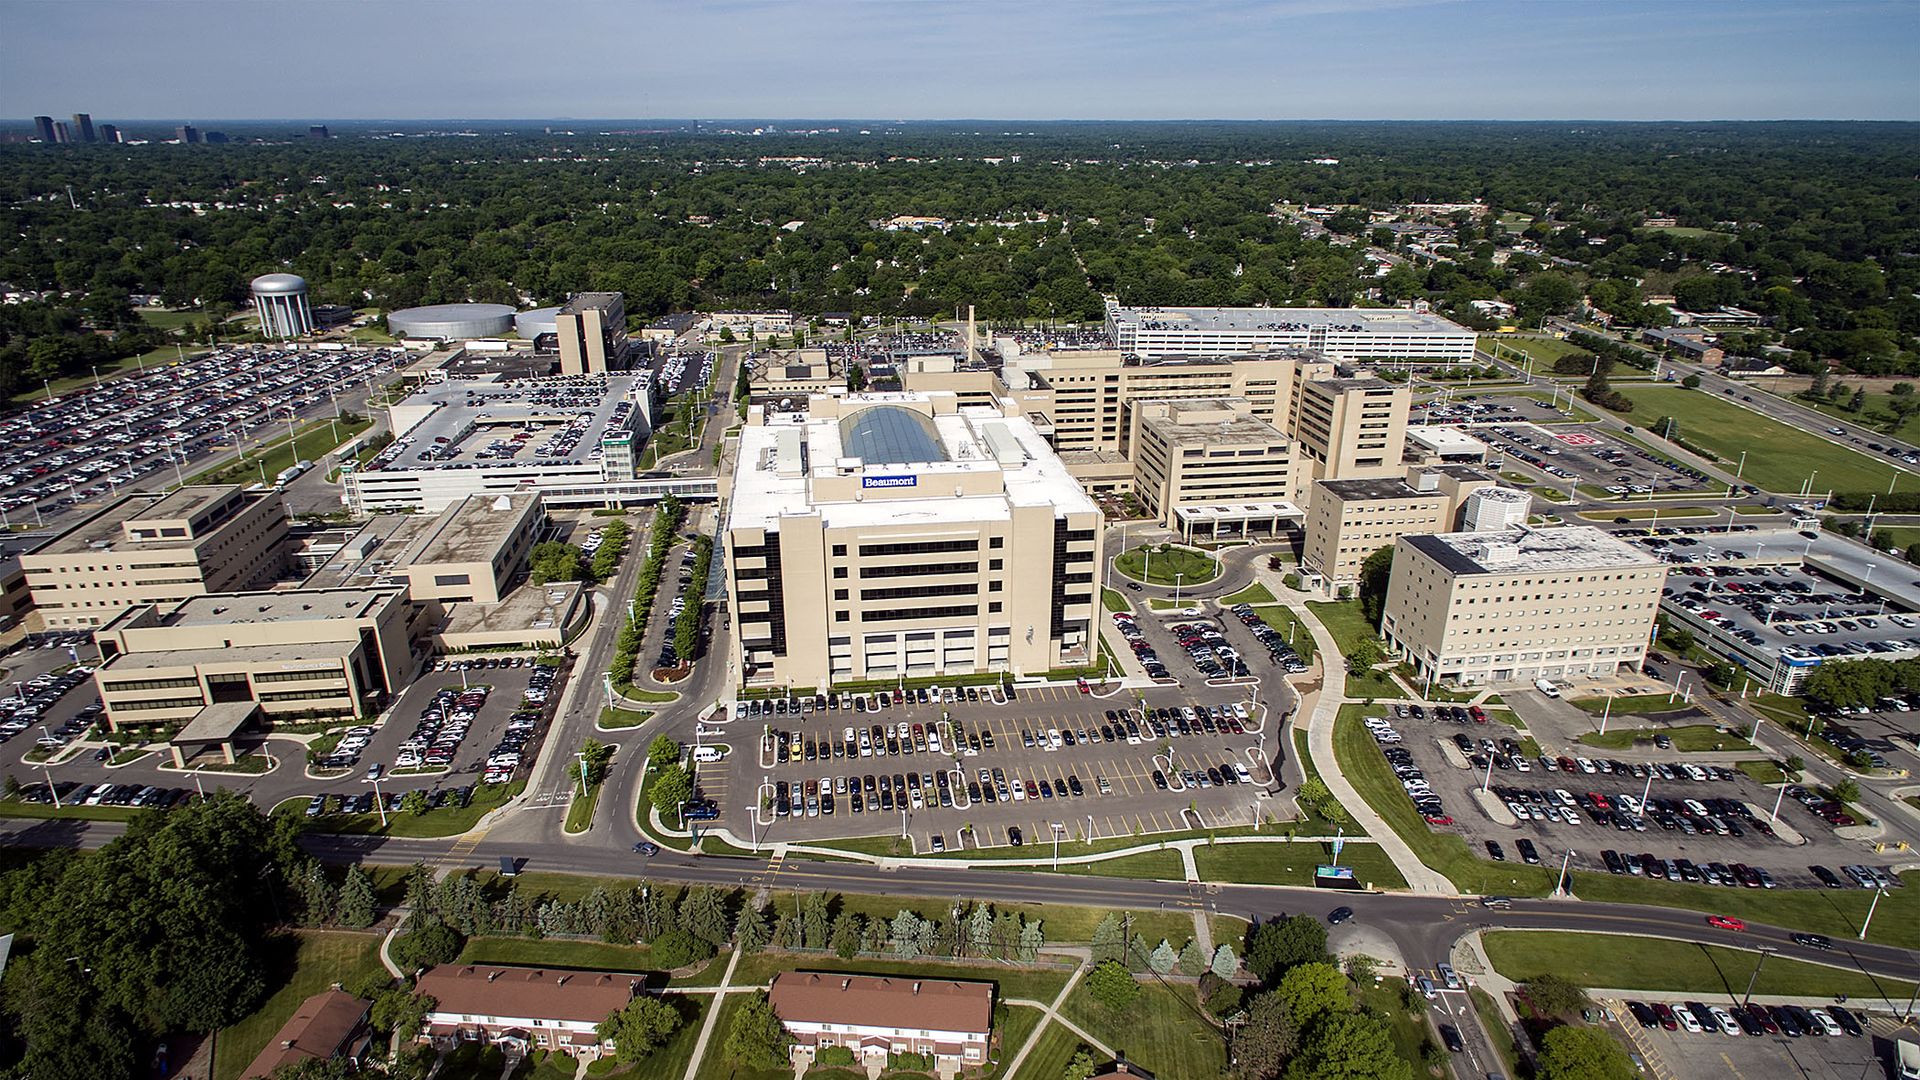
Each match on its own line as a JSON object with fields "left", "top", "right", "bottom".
{"left": 203, "top": 131, "right": 228, "bottom": 145}
{"left": 176, "top": 124, "right": 200, "bottom": 144}
{"left": 71, "top": 113, "right": 95, "bottom": 142}
{"left": 32, "top": 116, "right": 56, "bottom": 143}
{"left": 308, "top": 125, "right": 330, "bottom": 138}
{"left": 52, "top": 121, "right": 71, "bottom": 144}
{"left": 98, "top": 124, "right": 121, "bottom": 143}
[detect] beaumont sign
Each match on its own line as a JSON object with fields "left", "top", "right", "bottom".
{"left": 863, "top": 475, "right": 917, "bottom": 489}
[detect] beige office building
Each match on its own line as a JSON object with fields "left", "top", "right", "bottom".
{"left": 1128, "top": 398, "right": 1303, "bottom": 537}
{"left": 1380, "top": 526, "right": 1666, "bottom": 687}
{"left": 725, "top": 392, "right": 1102, "bottom": 689}
{"left": 1302, "top": 467, "right": 1502, "bottom": 588}
{"left": 23, "top": 485, "right": 290, "bottom": 627}
{"left": 394, "top": 493, "right": 544, "bottom": 605}
{"left": 554, "top": 292, "right": 628, "bottom": 375}
{"left": 92, "top": 587, "right": 419, "bottom": 733}
{"left": 1293, "top": 377, "right": 1411, "bottom": 483}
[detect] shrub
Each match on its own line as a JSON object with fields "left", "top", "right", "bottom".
{"left": 649, "top": 927, "right": 715, "bottom": 970}
{"left": 816, "top": 1046, "right": 856, "bottom": 1067}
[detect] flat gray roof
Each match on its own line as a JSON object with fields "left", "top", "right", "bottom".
{"left": 1406, "top": 525, "right": 1660, "bottom": 576}
{"left": 1110, "top": 305, "right": 1471, "bottom": 335}
{"left": 400, "top": 493, "right": 539, "bottom": 566}
{"left": 173, "top": 702, "right": 260, "bottom": 745}
{"left": 38, "top": 486, "right": 251, "bottom": 555}
{"left": 165, "top": 588, "right": 399, "bottom": 627}
{"left": 384, "top": 372, "right": 643, "bottom": 471}
{"left": 1319, "top": 477, "right": 1431, "bottom": 501}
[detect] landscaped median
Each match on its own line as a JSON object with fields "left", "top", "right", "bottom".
{"left": 1576, "top": 722, "right": 1753, "bottom": 752}
{"left": 1114, "top": 543, "right": 1220, "bottom": 586}
{"left": 1481, "top": 930, "right": 1918, "bottom": 1000}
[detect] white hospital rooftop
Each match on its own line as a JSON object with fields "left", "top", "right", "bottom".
{"left": 728, "top": 392, "right": 1095, "bottom": 532}
{"left": 1107, "top": 304, "right": 1470, "bottom": 336}
{"left": 1403, "top": 525, "right": 1663, "bottom": 576}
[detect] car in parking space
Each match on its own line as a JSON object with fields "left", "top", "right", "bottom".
{"left": 1626, "top": 1000, "right": 1659, "bottom": 1028}
{"left": 1007, "top": 826, "right": 1023, "bottom": 846}
{"left": 1515, "top": 838, "right": 1541, "bottom": 864}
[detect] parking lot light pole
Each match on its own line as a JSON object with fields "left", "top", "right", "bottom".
{"left": 1556, "top": 849, "right": 1575, "bottom": 896}
{"left": 41, "top": 764, "right": 60, "bottom": 808}
{"left": 1598, "top": 690, "right": 1613, "bottom": 735}
{"left": 1769, "top": 779, "right": 1788, "bottom": 824}
{"left": 1742, "top": 946, "right": 1777, "bottom": 1004}
{"left": 1051, "top": 822, "right": 1065, "bottom": 869}
{"left": 1860, "top": 888, "right": 1888, "bottom": 940}
{"left": 367, "top": 776, "right": 388, "bottom": 828}
{"left": 1480, "top": 752, "right": 1494, "bottom": 794}
{"left": 1087, "top": 814, "right": 1095, "bottom": 843}
{"left": 1174, "top": 572, "right": 1185, "bottom": 608}
{"left": 573, "top": 751, "right": 589, "bottom": 799}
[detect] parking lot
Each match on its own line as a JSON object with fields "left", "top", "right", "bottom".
{"left": 714, "top": 680, "right": 1281, "bottom": 852}
{"left": 0, "top": 344, "right": 403, "bottom": 526}
{"left": 1357, "top": 704, "right": 1893, "bottom": 889}
{"left": 1609, "top": 995, "right": 1907, "bottom": 1080}
{"left": 1412, "top": 391, "right": 1572, "bottom": 429}
{"left": 1478, "top": 421, "right": 1712, "bottom": 495}
{"left": 650, "top": 349, "right": 715, "bottom": 397}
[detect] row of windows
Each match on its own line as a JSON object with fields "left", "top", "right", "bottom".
{"left": 853, "top": 603, "right": 981, "bottom": 623}
{"left": 259, "top": 688, "right": 352, "bottom": 703}
{"left": 254, "top": 668, "right": 348, "bottom": 684}
{"left": 100, "top": 676, "right": 199, "bottom": 693}
{"left": 108, "top": 695, "right": 207, "bottom": 712}
{"left": 857, "top": 582, "right": 980, "bottom": 602}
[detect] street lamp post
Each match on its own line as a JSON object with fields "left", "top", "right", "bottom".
{"left": 368, "top": 776, "right": 388, "bottom": 828}
{"left": 573, "top": 751, "right": 589, "bottom": 799}
{"left": 1556, "top": 849, "right": 1575, "bottom": 896}
{"left": 1051, "top": 822, "right": 1065, "bottom": 870}
{"left": 1599, "top": 690, "right": 1614, "bottom": 735}
{"left": 1860, "top": 887, "right": 1888, "bottom": 940}
{"left": 1741, "top": 947, "right": 1778, "bottom": 1004}
{"left": 1175, "top": 572, "right": 1185, "bottom": 609}
{"left": 41, "top": 764, "right": 61, "bottom": 808}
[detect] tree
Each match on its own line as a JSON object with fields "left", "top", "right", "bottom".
{"left": 529, "top": 540, "right": 584, "bottom": 585}
{"left": 400, "top": 788, "right": 429, "bottom": 816}
{"left": 724, "top": 992, "right": 791, "bottom": 1071}
{"left": 734, "top": 903, "right": 771, "bottom": 953}
{"left": 1063, "top": 1048, "right": 1098, "bottom": 1080}
{"left": 1521, "top": 973, "right": 1588, "bottom": 1017}
{"left": 391, "top": 918, "right": 463, "bottom": 972}
{"left": 337, "top": 865, "right": 378, "bottom": 929}
{"left": 1281, "top": 1011, "right": 1412, "bottom": 1080}
{"left": 830, "top": 912, "right": 863, "bottom": 959}
{"left": 891, "top": 910, "right": 925, "bottom": 959}
{"left": 1085, "top": 960, "right": 1140, "bottom": 1011}
{"left": 599, "top": 996, "right": 684, "bottom": 1062}
{"left": 1534, "top": 1025, "right": 1637, "bottom": 1080}
{"left": 1276, "top": 962, "right": 1350, "bottom": 1029}
{"left": 1344, "top": 637, "right": 1385, "bottom": 677}
{"left": 1849, "top": 387, "right": 1868, "bottom": 413}
{"left": 1246, "top": 915, "right": 1329, "bottom": 984}
{"left": 370, "top": 990, "right": 436, "bottom": 1042}
{"left": 1234, "top": 991, "right": 1300, "bottom": 1080}
{"left": 1090, "top": 912, "right": 1125, "bottom": 964}
{"left": 1211, "top": 944, "right": 1239, "bottom": 979}
{"left": 647, "top": 733, "right": 680, "bottom": 765}
{"left": 1149, "top": 939, "right": 1178, "bottom": 974}
{"left": 680, "top": 886, "right": 731, "bottom": 946}
{"left": 1177, "top": 939, "right": 1210, "bottom": 977}
{"left": 1681, "top": 373, "right": 1702, "bottom": 389}
{"left": 650, "top": 763, "right": 694, "bottom": 820}
{"left": 268, "top": 1061, "right": 360, "bottom": 1080}
{"left": 573, "top": 737, "right": 615, "bottom": 787}
{"left": 1831, "top": 778, "right": 1861, "bottom": 803}
{"left": 1356, "top": 546, "right": 1395, "bottom": 626}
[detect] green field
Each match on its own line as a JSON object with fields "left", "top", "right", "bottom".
{"left": 1102, "top": 587, "right": 1130, "bottom": 613}
{"left": 1306, "top": 600, "right": 1398, "bottom": 697}
{"left": 1220, "top": 582, "right": 1277, "bottom": 605}
{"left": 1483, "top": 931, "right": 1917, "bottom": 999}
{"left": 1569, "top": 693, "right": 1694, "bottom": 716}
{"left": 1763, "top": 383, "right": 1920, "bottom": 442}
{"left": 1577, "top": 723, "right": 1751, "bottom": 752}
{"left": 214, "top": 931, "right": 386, "bottom": 1080}
{"left": 599, "top": 707, "right": 653, "bottom": 729}
{"left": 692, "top": 993, "right": 789, "bottom": 1080}
{"left": 138, "top": 307, "right": 207, "bottom": 330}
{"left": 1577, "top": 505, "right": 1717, "bottom": 521}
{"left": 190, "top": 416, "right": 373, "bottom": 487}
{"left": 1008, "top": 1014, "right": 1086, "bottom": 1080}
{"left": 985, "top": 1005, "right": 1043, "bottom": 1078}
{"left": 1610, "top": 384, "right": 1902, "bottom": 494}
{"left": 1058, "top": 979, "right": 1226, "bottom": 1080}
{"left": 1114, "top": 545, "right": 1221, "bottom": 586}
{"left": 1481, "top": 335, "right": 1588, "bottom": 367}
{"left": 1354, "top": 978, "right": 1437, "bottom": 1077}
{"left": 296, "top": 779, "right": 517, "bottom": 838}
{"left": 1192, "top": 840, "right": 1408, "bottom": 890}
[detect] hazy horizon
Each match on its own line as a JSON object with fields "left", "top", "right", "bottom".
{"left": 4, "top": 0, "right": 1916, "bottom": 124}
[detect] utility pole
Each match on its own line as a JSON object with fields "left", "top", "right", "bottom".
{"left": 1742, "top": 947, "right": 1777, "bottom": 1004}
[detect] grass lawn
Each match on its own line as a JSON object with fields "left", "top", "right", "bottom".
{"left": 1608, "top": 383, "right": 1902, "bottom": 494}
{"left": 1482, "top": 335, "right": 1588, "bottom": 367}
{"left": 565, "top": 782, "right": 602, "bottom": 833}
{"left": 1469, "top": 987, "right": 1523, "bottom": 1077}
{"left": 1569, "top": 694, "right": 1695, "bottom": 717}
{"left": 1305, "top": 601, "right": 1398, "bottom": 698}
{"left": 600, "top": 707, "right": 653, "bottom": 729}
{"left": 1047, "top": 849, "right": 1187, "bottom": 879}
{"left": 1250, "top": 606, "right": 1314, "bottom": 664}
{"left": 1736, "top": 760, "right": 1789, "bottom": 785}
{"left": 728, "top": 952, "right": 1074, "bottom": 1006}
{"left": 1577, "top": 723, "right": 1751, "bottom": 752}
{"left": 1577, "top": 506, "right": 1716, "bottom": 521}
{"left": 214, "top": 930, "right": 385, "bottom": 1080}
{"left": 620, "top": 686, "right": 681, "bottom": 703}
{"left": 692, "top": 993, "right": 792, "bottom": 1080}
{"left": 1482, "top": 931, "right": 1918, "bottom": 1000}
{"left": 1102, "top": 587, "right": 1130, "bottom": 613}
{"left": 138, "top": 308, "right": 206, "bottom": 330}
{"left": 1059, "top": 980, "right": 1225, "bottom": 1080}
{"left": 300, "top": 780, "right": 518, "bottom": 838}
{"left": 1009, "top": 1018, "right": 1088, "bottom": 1080}
{"left": 190, "top": 416, "right": 373, "bottom": 486}
{"left": 1192, "top": 840, "right": 1409, "bottom": 890}
{"left": 1221, "top": 582, "right": 1277, "bottom": 605}
{"left": 459, "top": 935, "right": 660, "bottom": 974}
{"left": 608, "top": 995, "right": 709, "bottom": 1080}
{"left": 1354, "top": 978, "right": 1435, "bottom": 1077}
{"left": 1114, "top": 545, "right": 1221, "bottom": 587}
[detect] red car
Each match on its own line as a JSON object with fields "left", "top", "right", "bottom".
{"left": 1707, "top": 915, "right": 1747, "bottom": 932}
{"left": 1076, "top": 677, "right": 1091, "bottom": 694}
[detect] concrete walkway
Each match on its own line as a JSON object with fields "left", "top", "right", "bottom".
{"left": 1287, "top": 597, "right": 1455, "bottom": 896}
{"left": 998, "top": 963, "right": 1103, "bottom": 1078}
{"left": 681, "top": 946, "right": 744, "bottom": 1080}
{"left": 379, "top": 923, "right": 406, "bottom": 979}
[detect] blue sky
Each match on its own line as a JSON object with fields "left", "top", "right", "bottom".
{"left": 4, "top": 0, "right": 1916, "bottom": 121}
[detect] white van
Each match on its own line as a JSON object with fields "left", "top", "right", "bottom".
{"left": 692, "top": 746, "right": 726, "bottom": 763}
{"left": 1534, "top": 678, "right": 1561, "bottom": 698}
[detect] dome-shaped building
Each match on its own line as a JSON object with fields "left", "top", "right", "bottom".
{"left": 386, "top": 303, "right": 517, "bottom": 340}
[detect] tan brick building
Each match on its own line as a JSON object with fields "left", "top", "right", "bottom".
{"left": 23, "top": 485, "right": 289, "bottom": 627}
{"left": 1302, "top": 467, "right": 1502, "bottom": 589}
{"left": 1380, "top": 526, "right": 1666, "bottom": 687}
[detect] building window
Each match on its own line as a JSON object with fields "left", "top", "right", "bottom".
{"left": 989, "top": 537, "right": 1004, "bottom": 549}
{"left": 989, "top": 602, "right": 1003, "bottom": 613}
{"left": 834, "top": 589, "right": 848, "bottom": 600}
{"left": 833, "top": 545, "right": 847, "bottom": 556}
{"left": 834, "top": 567, "right": 848, "bottom": 579}
{"left": 836, "top": 611, "right": 849, "bottom": 622}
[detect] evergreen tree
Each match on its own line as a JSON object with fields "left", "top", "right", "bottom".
{"left": 1177, "top": 939, "right": 1209, "bottom": 977}
{"left": 799, "top": 891, "right": 831, "bottom": 950}
{"left": 1149, "top": 939, "right": 1178, "bottom": 974}
{"left": 831, "top": 913, "right": 863, "bottom": 959}
{"left": 734, "top": 903, "right": 771, "bottom": 953}
{"left": 1211, "top": 944, "right": 1239, "bottom": 979}
{"left": 1018, "top": 919, "right": 1045, "bottom": 963}
{"left": 967, "top": 903, "right": 994, "bottom": 956}
{"left": 1090, "top": 913, "right": 1124, "bottom": 964}
{"left": 891, "top": 911, "right": 923, "bottom": 958}
{"left": 296, "top": 860, "right": 336, "bottom": 927}
{"left": 336, "top": 866, "right": 378, "bottom": 929}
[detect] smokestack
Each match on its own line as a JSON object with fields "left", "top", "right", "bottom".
{"left": 967, "top": 305, "right": 976, "bottom": 362}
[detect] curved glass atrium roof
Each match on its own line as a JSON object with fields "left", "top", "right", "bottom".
{"left": 840, "top": 405, "right": 949, "bottom": 464}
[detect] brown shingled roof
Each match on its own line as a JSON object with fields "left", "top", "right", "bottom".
{"left": 241, "top": 989, "right": 368, "bottom": 1080}
{"left": 768, "top": 972, "right": 993, "bottom": 1035}
{"left": 416, "top": 965, "right": 638, "bottom": 1025}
